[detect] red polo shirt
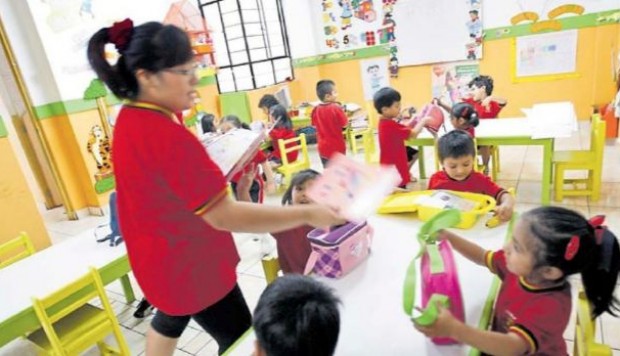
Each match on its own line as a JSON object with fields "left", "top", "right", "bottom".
{"left": 269, "top": 127, "right": 298, "bottom": 163}
{"left": 311, "top": 102, "right": 348, "bottom": 159}
{"left": 463, "top": 97, "right": 503, "bottom": 119}
{"left": 113, "top": 104, "right": 239, "bottom": 316}
{"left": 428, "top": 170, "right": 506, "bottom": 200}
{"left": 378, "top": 118, "right": 411, "bottom": 186}
{"left": 485, "top": 250, "right": 571, "bottom": 355}
{"left": 270, "top": 225, "right": 314, "bottom": 274}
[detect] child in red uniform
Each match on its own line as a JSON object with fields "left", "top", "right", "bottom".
{"left": 220, "top": 115, "right": 277, "bottom": 202}
{"left": 269, "top": 169, "right": 320, "bottom": 274}
{"left": 448, "top": 102, "right": 479, "bottom": 137}
{"left": 87, "top": 19, "right": 342, "bottom": 356}
{"left": 268, "top": 104, "right": 298, "bottom": 167}
{"left": 429, "top": 130, "right": 514, "bottom": 222}
{"left": 311, "top": 80, "right": 348, "bottom": 167}
{"left": 374, "top": 87, "right": 430, "bottom": 189}
{"left": 416, "top": 206, "right": 620, "bottom": 356}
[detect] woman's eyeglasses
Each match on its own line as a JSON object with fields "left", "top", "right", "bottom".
{"left": 163, "top": 65, "right": 199, "bottom": 77}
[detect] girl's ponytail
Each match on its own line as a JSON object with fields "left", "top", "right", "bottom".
{"left": 451, "top": 102, "right": 479, "bottom": 128}
{"left": 581, "top": 224, "right": 620, "bottom": 317}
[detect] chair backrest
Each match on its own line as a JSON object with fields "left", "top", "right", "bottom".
{"left": 590, "top": 114, "right": 606, "bottom": 167}
{"left": 261, "top": 257, "right": 281, "bottom": 285}
{"left": 574, "top": 290, "right": 612, "bottom": 356}
{"left": 278, "top": 133, "right": 309, "bottom": 167}
{"left": 31, "top": 268, "right": 119, "bottom": 353}
{"left": 0, "top": 232, "right": 35, "bottom": 269}
{"left": 365, "top": 100, "right": 379, "bottom": 129}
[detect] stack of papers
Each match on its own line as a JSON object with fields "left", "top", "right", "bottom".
{"left": 522, "top": 101, "right": 578, "bottom": 139}
{"left": 200, "top": 129, "right": 266, "bottom": 181}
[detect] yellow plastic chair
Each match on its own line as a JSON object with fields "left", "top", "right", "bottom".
{"left": 27, "top": 267, "right": 130, "bottom": 355}
{"left": 261, "top": 257, "right": 281, "bottom": 285}
{"left": 479, "top": 146, "right": 501, "bottom": 181}
{"left": 553, "top": 114, "right": 606, "bottom": 201}
{"left": 363, "top": 129, "right": 378, "bottom": 164}
{"left": 0, "top": 232, "right": 35, "bottom": 269}
{"left": 574, "top": 290, "right": 612, "bottom": 356}
{"left": 276, "top": 133, "right": 311, "bottom": 187}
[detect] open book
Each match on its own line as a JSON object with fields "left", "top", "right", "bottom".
{"left": 415, "top": 190, "right": 480, "bottom": 212}
{"left": 306, "top": 153, "right": 401, "bottom": 222}
{"left": 200, "top": 129, "right": 266, "bottom": 181}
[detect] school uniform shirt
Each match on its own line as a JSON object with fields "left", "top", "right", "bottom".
{"left": 230, "top": 150, "right": 267, "bottom": 203}
{"left": 379, "top": 118, "right": 411, "bottom": 186}
{"left": 270, "top": 225, "right": 314, "bottom": 274}
{"left": 311, "top": 102, "right": 348, "bottom": 159}
{"left": 113, "top": 104, "right": 239, "bottom": 316}
{"left": 428, "top": 170, "right": 506, "bottom": 200}
{"left": 269, "top": 127, "right": 298, "bottom": 163}
{"left": 485, "top": 250, "right": 571, "bottom": 355}
{"left": 463, "top": 97, "right": 504, "bottom": 119}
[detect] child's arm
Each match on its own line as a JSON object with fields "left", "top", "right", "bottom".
{"left": 433, "top": 97, "right": 452, "bottom": 112}
{"left": 482, "top": 96, "right": 507, "bottom": 108}
{"left": 495, "top": 191, "right": 515, "bottom": 222}
{"left": 415, "top": 305, "right": 529, "bottom": 356}
{"left": 407, "top": 116, "right": 430, "bottom": 139}
{"left": 438, "top": 230, "right": 486, "bottom": 267}
{"left": 235, "top": 164, "right": 256, "bottom": 202}
{"left": 261, "top": 161, "right": 277, "bottom": 194}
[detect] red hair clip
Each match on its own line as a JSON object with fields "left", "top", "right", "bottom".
{"left": 564, "top": 235, "right": 580, "bottom": 261}
{"left": 108, "top": 18, "right": 134, "bottom": 52}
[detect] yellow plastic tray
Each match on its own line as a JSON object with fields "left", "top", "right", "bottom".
{"left": 377, "top": 190, "right": 496, "bottom": 229}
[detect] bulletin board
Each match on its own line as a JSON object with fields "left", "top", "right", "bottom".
{"left": 391, "top": 0, "right": 483, "bottom": 66}
{"left": 511, "top": 30, "right": 579, "bottom": 83}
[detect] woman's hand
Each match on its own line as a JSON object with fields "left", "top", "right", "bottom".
{"left": 304, "top": 204, "right": 346, "bottom": 229}
{"left": 413, "top": 303, "right": 460, "bottom": 339}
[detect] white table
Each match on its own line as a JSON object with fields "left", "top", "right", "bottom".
{"left": 0, "top": 232, "right": 134, "bottom": 347}
{"left": 409, "top": 118, "right": 555, "bottom": 204}
{"left": 225, "top": 213, "right": 512, "bottom": 356}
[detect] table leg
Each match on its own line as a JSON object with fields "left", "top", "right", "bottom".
{"left": 418, "top": 146, "right": 426, "bottom": 180}
{"left": 120, "top": 274, "right": 136, "bottom": 303}
{"left": 541, "top": 140, "right": 552, "bottom": 205}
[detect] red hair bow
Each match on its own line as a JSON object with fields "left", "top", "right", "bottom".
{"left": 588, "top": 215, "right": 606, "bottom": 244}
{"left": 108, "top": 18, "right": 133, "bottom": 52}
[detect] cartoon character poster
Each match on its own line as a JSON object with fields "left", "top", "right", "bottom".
{"left": 361, "top": 58, "right": 390, "bottom": 100}
{"left": 321, "top": 0, "right": 380, "bottom": 52}
{"left": 431, "top": 62, "right": 479, "bottom": 106}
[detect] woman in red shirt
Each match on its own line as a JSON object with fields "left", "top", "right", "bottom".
{"left": 87, "top": 19, "right": 341, "bottom": 355}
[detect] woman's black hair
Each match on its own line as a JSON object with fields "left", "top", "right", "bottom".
{"left": 281, "top": 169, "right": 320, "bottom": 205}
{"left": 221, "top": 115, "right": 250, "bottom": 130}
{"left": 522, "top": 206, "right": 620, "bottom": 317}
{"left": 87, "top": 21, "right": 193, "bottom": 100}
{"left": 451, "top": 102, "right": 479, "bottom": 128}
{"left": 269, "top": 104, "right": 293, "bottom": 130}
{"left": 200, "top": 113, "right": 216, "bottom": 134}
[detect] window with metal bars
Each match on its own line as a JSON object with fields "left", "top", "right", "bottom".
{"left": 198, "top": 0, "right": 294, "bottom": 93}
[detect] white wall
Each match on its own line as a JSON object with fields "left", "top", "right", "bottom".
{"left": 281, "top": 0, "right": 320, "bottom": 59}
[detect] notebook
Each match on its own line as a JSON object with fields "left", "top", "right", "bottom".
{"left": 200, "top": 129, "right": 266, "bottom": 181}
{"left": 415, "top": 190, "right": 480, "bottom": 212}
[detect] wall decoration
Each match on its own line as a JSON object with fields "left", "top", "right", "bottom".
{"left": 512, "top": 29, "right": 579, "bottom": 82}
{"left": 320, "top": 0, "right": 383, "bottom": 53}
{"left": 354, "top": 0, "right": 377, "bottom": 22}
{"left": 361, "top": 58, "right": 390, "bottom": 100}
{"left": 339, "top": 0, "right": 354, "bottom": 30}
{"left": 431, "top": 62, "right": 480, "bottom": 106}
{"left": 381, "top": 0, "right": 399, "bottom": 76}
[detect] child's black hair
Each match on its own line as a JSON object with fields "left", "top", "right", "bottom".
{"left": 281, "top": 169, "right": 320, "bottom": 205}
{"left": 373, "top": 87, "right": 401, "bottom": 114}
{"left": 437, "top": 130, "right": 476, "bottom": 162}
{"left": 253, "top": 274, "right": 341, "bottom": 356}
{"left": 451, "top": 102, "right": 479, "bottom": 128}
{"left": 522, "top": 206, "right": 620, "bottom": 317}
{"left": 269, "top": 104, "right": 293, "bottom": 130}
{"left": 200, "top": 113, "right": 216, "bottom": 134}
{"left": 316, "top": 80, "right": 336, "bottom": 101}
{"left": 469, "top": 9, "right": 479, "bottom": 16}
{"left": 468, "top": 75, "right": 494, "bottom": 96}
{"left": 87, "top": 21, "right": 193, "bottom": 100}
{"left": 221, "top": 115, "right": 250, "bottom": 130}
{"left": 258, "top": 94, "right": 280, "bottom": 110}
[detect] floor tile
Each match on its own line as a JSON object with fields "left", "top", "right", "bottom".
{"left": 237, "top": 274, "right": 268, "bottom": 312}
{"left": 195, "top": 340, "right": 220, "bottom": 356}
{"left": 182, "top": 332, "right": 214, "bottom": 354}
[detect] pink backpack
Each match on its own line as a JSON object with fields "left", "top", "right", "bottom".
{"left": 403, "top": 209, "right": 465, "bottom": 345}
{"left": 304, "top": 221, "right": 373, "bottom": 278}
{"left": 409, "top": 103, "right": 445, "bottom": 134}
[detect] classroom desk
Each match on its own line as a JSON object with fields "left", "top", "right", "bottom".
{"left": 0, "top": 233, "right": 135, "bottom": 347}
{"left": 224, "top": 213, "right": 511, "bottom": 356}
{"left": 408, "top": 118, "right": 555, "bottom": 205}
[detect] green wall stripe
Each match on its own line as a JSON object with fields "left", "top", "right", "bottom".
{"left": 484, "top": 9, "right": 620, "bottom": 41}
{"left": 198, "top": 75, "right": 217, "bottom": 86}
{"left": 293, "top": 44, "right": 391, "bottom": 68}
{"left": 0, "top": 115, "right": 7, "bottom": 138}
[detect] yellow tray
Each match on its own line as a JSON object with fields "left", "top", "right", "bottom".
{"left": 377, "top": 190, "right": 496, "bottom": 229}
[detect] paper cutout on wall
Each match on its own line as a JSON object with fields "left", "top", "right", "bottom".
{"left": 354, "top": 0, "right": 377, "bottom": 22}
{"left": 339, "top": 0, "right": 354, "bottom": 30}
{"left": 361, "top": 58, "right": 390, "bottom": 100}
{"left": 510, "top": 4, "right": 586, "bottom": 33}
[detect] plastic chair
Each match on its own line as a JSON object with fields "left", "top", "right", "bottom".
{"left": 261, "top": 257, "right": 281, "bottom": 285}
{"left": 27, "top": 267, "right": 130, "bottom": 355}
{"left": 363, "top": 129, "right": 378, "bottom": 164}
{"left": 574, "top": 290, "right": 612, "bottom": 356}
{"left": 276, "top": 133, "right": 311, "bottom": 187}
{"left": 553, "top": 114, "right": 606, "bottom": 201}
{"left": 479, "top": 146, "right": 501, "bottom": 181}
{"left": 0, "top": 232, "right": 35, "bottom": 269}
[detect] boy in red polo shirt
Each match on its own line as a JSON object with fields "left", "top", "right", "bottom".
{"left": 375, "top": 87, "right": 430, "bottom": 189}
{"left": 311, "top": 80, "right": 348, "bottom": 166}
{"left": 429, "top": 130, "right": 514, "bottom": 222}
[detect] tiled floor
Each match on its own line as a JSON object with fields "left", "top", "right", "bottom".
{"left": 2, "top": 122, "right": 620, "bottom": 355}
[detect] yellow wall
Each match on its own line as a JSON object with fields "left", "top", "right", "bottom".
{"left": 288, "top": 24, "right": 620, "bottom": 119}
{"left": 0, "top": 137, "right": 51, "bottom": 251}
{"left": 197, "top": 84, "right": 221, "bottom": 118}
